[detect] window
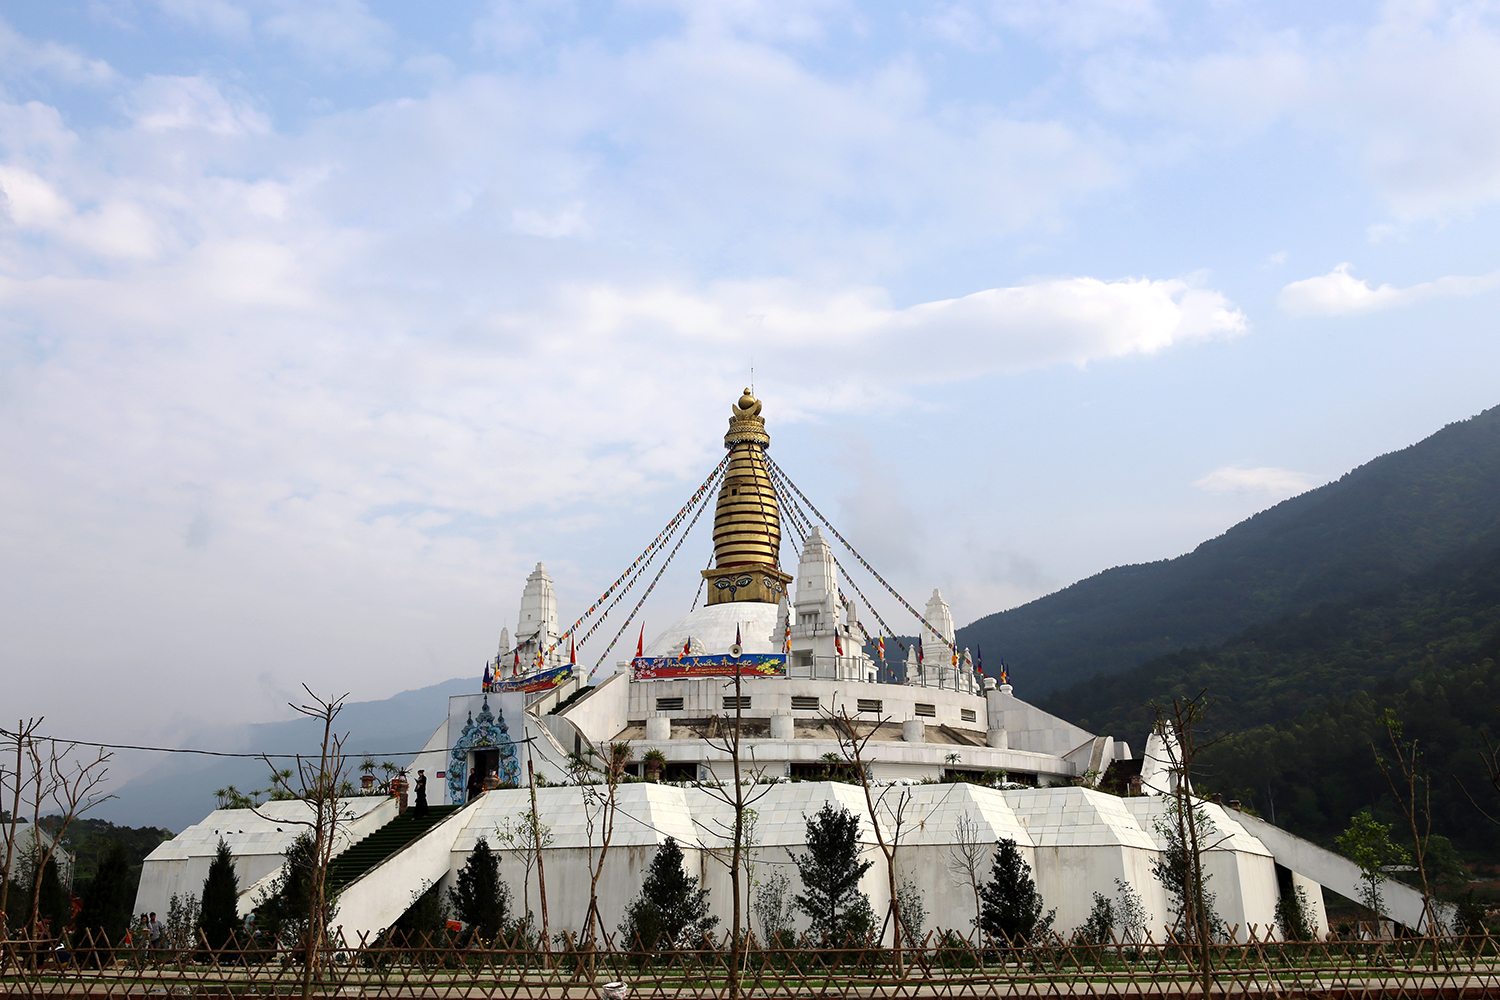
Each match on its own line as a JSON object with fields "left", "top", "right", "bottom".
{"left": 791, "top": 696, "right": 819, "bottom": 711}
{"left": 723, "top": 696, "right": 751, "bottom": 710}
{"left": 961, "top": 708, "right": 977, "bottom": 723}
{"left": 915, "top": 703, "right": 936, "bottom": 718}
{"left": 655, "top": 697, "right": 684, "bottom": 712}
{"left": 798, "top": 612, "right": 819, "bottom": 627}
{"left": 792, "top": 651, "right": 813, "bottom": 667}
{"left": 856, "top": 698, "right": 883, "bottom": 714}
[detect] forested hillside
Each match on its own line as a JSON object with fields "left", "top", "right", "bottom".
{"left": 958, "top": 404, "right": 1500, "bottom": 698}
{"left": 1039, "top": 530, "right": 1500, "bottom": 853}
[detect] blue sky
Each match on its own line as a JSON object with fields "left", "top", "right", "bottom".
{"left": 3, "top": 0, "right": 1499, "bottom": 745}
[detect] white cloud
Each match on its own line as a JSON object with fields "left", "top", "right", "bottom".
{"left": 261, "top": 0, "right": 393, "bottom": 69}
{"left": 1073, "top": 4, "right": 1500, "bottom": 219}
{"left": 1193, "top": 466, "right": 1317, "bottom": 496}
{"left": 127, "top": 75, "right": 271, "bottom": 135}
{"left": 0, "top": 19, "right": 115, "bottom": 85}
{"left": 1277, "top": 263, "right": 1500, "bottom": 317}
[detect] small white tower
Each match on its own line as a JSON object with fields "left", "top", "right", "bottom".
{"left": 922, "top": 589, "right": 956, "bottom": 688}
{"left": 787, "top": 528, "right": 865, "bottom": 679}
{"left": 518, "top": 563, "right": 559, "bottom": 644}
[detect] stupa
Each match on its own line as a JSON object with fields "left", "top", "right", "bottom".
{"left": 138, "top": 390, "right": 1436, "bottom": 945}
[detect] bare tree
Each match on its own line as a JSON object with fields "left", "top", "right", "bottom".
{"left": 0, "top": 718, "right": 43, "bottom": 928}
{"left": 0, "top": 722, "right": 114, "bottom": 938}
{"left": 947, "top": 810, "right": 989, "bottom": 940}
{"left": 826, "top": 706, "right": 913, "bottom": 967}
{"left": 699, "top": 669, "right": 777, "bottom": 1000}
{"left": 1373, "top": 708, "right": 1444, "bottom": 962}
{"left": 494, "top": 800, "right": 553, "bottom": 936}
{"left": 249, "top": 688, "right": 352, "bottom": 1000}
{"left": 569, "top": 739, "right": 632, "bottom": 949}
{"left": 1150, "top": 693, "right": 1229, "bottom": 1000}
{"left": 526, "top": 755, "right": 551, "bottom": 949}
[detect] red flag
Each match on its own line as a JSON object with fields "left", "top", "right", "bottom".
{"left": 569, "top": 634, "right": 576, "bottom": 665}
{"left": 735, "top": 623, "right": 742, "bottom": 649}
{"left": 680, "top": 636, "right": 692, "bottom": 660}
{"left": 636, "top": 624, "right": 645, "bottom": 658}
{"left": 835, "top": 633, "right": 844, "bottom": 656}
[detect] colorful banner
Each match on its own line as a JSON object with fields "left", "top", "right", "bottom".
{"left": 632, "top": 654, "right": 787, "bottom": 680}
{"left": 497, "top": 663, "right": 574, "bottom": 693}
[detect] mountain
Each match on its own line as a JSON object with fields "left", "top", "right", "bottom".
{"left": 96, "top": 676, "right": 473, "bottom": 832}
{"left": 957, "top": 404, "right": 1500, "bottom": 699}
{"left": 1040, "top": 530, "right": 1500, "bottom": 853}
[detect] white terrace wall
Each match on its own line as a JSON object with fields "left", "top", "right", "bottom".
{"left": 134, "top": 797, "right": 394, "bottom": 920}
{"left": 1123, "top": 798, "right": 1281, "bottom": 941}
{"left": 422, "top": 782, "right": 1297, "bottom": 946}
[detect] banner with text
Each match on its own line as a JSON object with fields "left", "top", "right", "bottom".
{"left": 632, "top": 654, "right": 788, "bottom": 681}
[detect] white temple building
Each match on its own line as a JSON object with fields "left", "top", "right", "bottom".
{"left": 136, "top": 389, "right": 1439, "bottom": 944}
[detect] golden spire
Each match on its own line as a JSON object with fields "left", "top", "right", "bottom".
{"left": 702, "top": 389, "right": 793, "bottom": 605}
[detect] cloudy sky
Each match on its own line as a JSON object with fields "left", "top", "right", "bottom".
{"left": 4, "top": 0, "right": 1500, "bottom": 749}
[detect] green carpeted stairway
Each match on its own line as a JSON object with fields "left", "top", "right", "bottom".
{"left": 326, "top": 804, "right": 462, "bottom": 894}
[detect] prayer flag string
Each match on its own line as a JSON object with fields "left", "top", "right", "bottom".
{"left": 770, "top": 463, "right": 912, "bottom": 657}
{"left": 766, "top": 455, "right": 958, "bottom": 656}
{"left": 590, "top": 463, "right": 725, "bottom": 677}
{"left": 544, "top": 452, "right": 730, "bottom": 657}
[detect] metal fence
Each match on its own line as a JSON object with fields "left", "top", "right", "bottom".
{"left": 6, "top": 926, "right": 1500, "bottom": 997}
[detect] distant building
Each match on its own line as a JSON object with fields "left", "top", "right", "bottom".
{"left": 2, "top": 820, "right": 75, "bottom": 890}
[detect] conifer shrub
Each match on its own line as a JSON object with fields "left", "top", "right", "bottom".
{"left": 790, "top": 803, "right": 874, "bottom": 947}
{"left": 79, "top": 842, "right": 135, "bottom": 947}
{"left": 198, "top": 838, "right": 241, "bottom": 953}
{"left": 618, "top": 836, "right": 718, "bottom": 951}
{"left": 447, "top": 837, "right": 510, "bottom": 944}
{"left": 976, "top": 838, "right": 1054, "bottom": 946}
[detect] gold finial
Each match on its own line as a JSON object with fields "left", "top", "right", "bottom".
{"left": 703, "top": 388, "right": 791, "bottom": 605}
{"left": 725, "top": 388, "right": 769, "bottom": 448}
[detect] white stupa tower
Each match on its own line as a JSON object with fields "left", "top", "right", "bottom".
{"left": 919, "top": 589, "right": 961, "bottom": 689}
{"left": 504, "top": 562, "right": 564, "bottom": 673}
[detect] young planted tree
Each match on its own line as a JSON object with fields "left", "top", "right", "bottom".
{"left": 947, "top": 811, "right": 990, "bottom": 942}
{"left": 250, "top": 687, "right": 353, "bottom": 1000}
{"left": 198, "top": 838, "right": 241, "bottom": 952}
{"left": 1149, "top": 694, "right": 1228, "bottom": 995}
{"left": 700, "top": 669, "right": 776, "bottom": 1000}
{"left": 1149, "top": 798, "right": 1226, "bottom": 942}
{"left": 0, "top": 717, "right": 44, "bottom": 927}
{"left": 1336, "top": 810, "right": 1409, "bottom": 922}
{"left": 493, "top": 810, "right": 552, "bottom": 935}
{"left": 826, "top": 706, "right": 913, "bottom": 958}
{"left": 976, "top": 838, "right": 1054, "bottom": 945}
{"left": 79, "top": 841, "right": 136, "bottom": 944}
{"left": 789, "top": 802, "right": 874, "bottom": 945}
{"left": 1, "top": 721, "right": 115, "bottom": 938}
{"left": 618, "top": 837, "right": 718, "bottom": 949}
{"left": 254, "top": 834, "right": 319, "bottom": 950}
{"left": 448, "top": 837, "right": 511, "bottom": 943}
{"left": 753, "top": 870, "right": 793, "bottom": 943}
{"left": 1372, "top": 709, "right": 1443, "bottom": 941}
{"left": 569, "top": 740, "right": 632, "bottom": 949}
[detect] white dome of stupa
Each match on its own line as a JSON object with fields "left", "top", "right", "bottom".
{"left": 642, "top": 601, "right": 781, "bottom": 657}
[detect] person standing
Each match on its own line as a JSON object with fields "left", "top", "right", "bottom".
{"left": 465, "top": 767, "right": 483, "bottom": 803}
{"left": 413, "top": 769, "right": 429, "bottom": 819}
{"left": 147, "top": 911, "right": 164, "bottom": 964}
